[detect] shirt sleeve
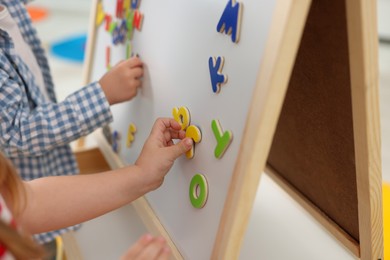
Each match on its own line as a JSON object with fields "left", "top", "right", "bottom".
{"left": 0, "top": 71, "right": 113, "bottom": 157}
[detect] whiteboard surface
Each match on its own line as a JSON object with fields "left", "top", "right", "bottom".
{"left": 89, "top": 1, "right": 276, "bottom": 258}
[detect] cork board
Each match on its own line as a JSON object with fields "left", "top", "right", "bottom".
{"left": 267, "top": 1, "right": 383, "bottom": 258}
{"left": 267, "top": 0, "right": 359, "bottom": 240}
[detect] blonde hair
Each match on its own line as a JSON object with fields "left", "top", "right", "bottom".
{"left": 0, "top": 152, "right": 44, "bottom": 259}
{"left": 0, "top": 151, "right": 26, "bottom": 215}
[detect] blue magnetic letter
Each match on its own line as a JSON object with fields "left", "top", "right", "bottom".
{"left": 209, "top": 57, "right": 227, "bottom": 93}
{"left": 131, "top": 0, "right": 140, "bottom": 9}
{"left": 216, "top": 0, "right": 242, "bottom": 43}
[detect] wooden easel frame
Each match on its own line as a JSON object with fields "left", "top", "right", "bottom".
{"left": 264, "top": 0, "right": 383, "bottom": 259}
{"left": 82, "top": 0, "right": 383, "bottom": 259}
{"left": 346, "top": 0, "right": 383, "bottom": 258}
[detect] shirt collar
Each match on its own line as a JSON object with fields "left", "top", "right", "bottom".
{"left": 0, "top": 28, "right": 13, "bottom": 50}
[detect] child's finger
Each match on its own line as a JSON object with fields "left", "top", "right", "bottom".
{"left": 152, "top": 118, "right": 181, "bottom": 136}
{"left": 121, "top": 234, "right": 153, "bottom": 259}
{"left": 131, "top": 79, "right": 142, "bottom": 88}
{"left": 163, "top": 129, "right": 183, "bottom": 143}
{"left": 130, "top": 67, "right": 144, "bottom": 79}
{"left": 135, "top": 237, "right": 166, "bottom": 259}
{"left": 164, "top": 131, "right": 172, "bottom": 145}
{"left": 167, "top": 129, "right": 186, "bottom": 140}
{"left": 116, "top": 59, "right": 126, "bottom": 65}
{"left": 157, "top": 247, "right": 171, "bottom": 260}
{"left": 127, "top": 56, "right": 143, "bottom": 68}
{"left": 160, "top": 118, "right": 181, "bottom": 129}
{"left": 166, "top": 138, "right": 193, "bottom": 159}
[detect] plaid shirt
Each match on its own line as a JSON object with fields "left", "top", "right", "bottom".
{"left": 0, "top": 0, "right": 113, "bottom": 243}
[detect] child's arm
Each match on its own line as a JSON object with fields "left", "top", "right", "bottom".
{"left": 17, "top": 118, "right": 192, "bottom": 234}
{"left": 0, "top": 57, "right": 142, "bottom": 157}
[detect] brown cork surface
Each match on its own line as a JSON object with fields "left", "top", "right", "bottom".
{"left": 267, "top": 0, "right": 359, "bottom": 241}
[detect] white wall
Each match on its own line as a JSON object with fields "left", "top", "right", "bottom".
{"left": 35, "top": 0, "right": 92, "bottom": 13}
{"left": 378, "top": 0, "right": 390, "bottom": 39}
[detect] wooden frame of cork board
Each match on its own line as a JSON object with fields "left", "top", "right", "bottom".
{"left": 82, "top": 0, "right": 383, "bottom": 259}
{"left": 264, "top": 0, "right": 383, "bottom": 259}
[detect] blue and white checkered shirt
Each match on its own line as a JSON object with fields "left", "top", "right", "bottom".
{"left": 0, "top": 0, "right": 113, "bottom": 243}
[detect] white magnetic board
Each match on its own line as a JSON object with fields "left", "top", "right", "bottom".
{"left": 85, "top": 0, "right": 309, "bottom": 258}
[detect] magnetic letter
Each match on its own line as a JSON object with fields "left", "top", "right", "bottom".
{"left": 131, "top": 0, "right": 140, "bottom": 9}
{"left": 209, "top": 57, "right": 227, "bottom": 93}
{"left": 211, "top": 119, "right": 233, "bottom": 159}
{"left": 106, "top": 46, "right": 111, "bottom": 70}
{"left": 116, "top": 0, "right": 124, "bottom": 18}
{"left": 133, "top": 10, "right": 143, "bottom": 31}
{"left": 96, "top": 1, "right": 105, "bottom": 27}
{"left": 189, "top": 174, "right": 209, "bottom": 208}
{"left": 216, "top": 0, "right": 243, "bottom": 43}
{"left": 105, "top": 14, "right": 112, "bottom": 31}
{"left": 126, "top": 123, "right": 137, "bottom": 148}
{"left": 185, "top": 125, "right": 202, "bottom": 159}
{"left": 172, "top": 107, "right": 191, "bottom": 130}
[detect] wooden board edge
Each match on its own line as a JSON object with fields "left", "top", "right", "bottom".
{"left": 345, "top": 0, "right": 384, "bottom": 259}
{"left": 61, "top": 231, "right": 84, "bottom": 260}
{"left": 74, "top": 147, "right": 111, "bottom": 174}
{"left": 92, "top": 129, "right": 124, "bottom": 169}
{"left": 75, "top": 0, "right": 100, "bottom": 149}
{"left": 265, "top": 165, "right": 360, "bottom": 256}
{"left": 82, "top": 0, "right": 100, "bottom": 86}
{"left": 92, "top": 129, "right": 184, "bottom": 260}
{"left": 211, "top": 0, "right": 312, "bottom": 258}
{"left": 131, "top": 198, "right": 184, "bottom": 260}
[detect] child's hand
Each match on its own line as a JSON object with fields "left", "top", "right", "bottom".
{"left": 99, "top": 57, "right": 143, "bottom": 105}
{"left": 120, "top": 234, "right": 171, "bottom": 260}
{"left": 135, "top": 118, "right": 193, "bottom": 192}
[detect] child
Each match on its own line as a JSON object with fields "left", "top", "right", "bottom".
{"left": 0, "top": 117, "right": 193, "bottom": 259}
{"left": 0, "top": 0, "right": 143, "bottom": 244}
